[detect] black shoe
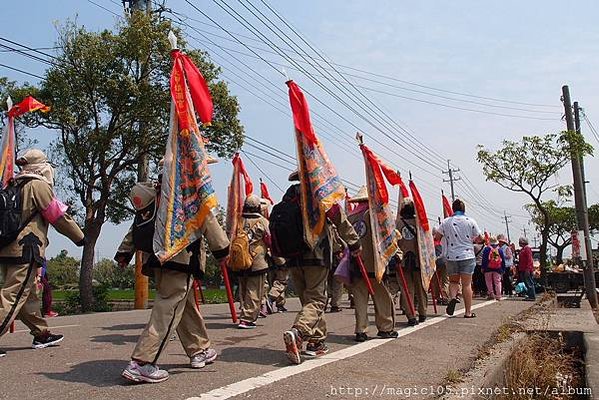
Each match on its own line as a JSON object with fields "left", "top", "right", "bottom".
{"left": 0, "top": 349, "right": 6, "bottom": 358}
{"left": 32, "top": 332, "right": 64, "bottom": 349}
{"left": 355, "top": 332, "right": 368, "bottom": 342}
{"left": 418, "top": 315, "right": 427, "bottom": 323}
{"left": 329, "top": 306, "right": 342, "bottom": 313}
{"left": 407, "top": 319, "right": 419, "bottom": 326}
{"left": 446, "top": 298, "right": 460, "bottom": 316}
{"left": 277, "top": 305, "right": 288, "bottom": 313}
{"left": 377, "top": 330, "right": 399, "bottom": 339}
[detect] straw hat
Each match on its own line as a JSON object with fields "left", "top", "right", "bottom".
{"left": 348, "top": 186, "right": 368, "bottom": 203}
{"left": 497, "top": 234, "right": 508, "bottom": 244}
{"left": 129, "top": 182, "right": 156, "bottom": 210}
{"left": 288, "top": 170, "right": 299, "bottom": 181}
{"left": 489, "top": 236, "right": 499, "bottom": 245}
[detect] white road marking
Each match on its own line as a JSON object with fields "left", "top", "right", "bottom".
{"left": 12, "top": 324, "right": 80, "bottom": 334}
{"left": 187, "top": 300, "right": 497, "bottom": 400}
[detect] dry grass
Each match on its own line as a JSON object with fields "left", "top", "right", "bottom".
{"left": 443, "top": 368, "right": 464, "bottom": 386}
{"left": 498, "top": 333, "right": 583, "bottom": 400}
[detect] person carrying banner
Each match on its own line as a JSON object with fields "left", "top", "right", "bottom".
{"left": 347, "top": 187, "right": 397, "bottom": 342}
{"left": 0, "top": 149, "right": 84, "bottom": 358}
{"left": 274, "top": 172, "right": 361, "bottom": 364}
{"left": 397, "top": 198, "right": 428, "bottom": 326}
{"left": 115, "top": 176, "right": 229, "bottom": 383}
{"left": 232, "top": 195, "right": 272, "bottom": 329}
{"left": 326, "top": 226, "right": 345, "bottom": 313}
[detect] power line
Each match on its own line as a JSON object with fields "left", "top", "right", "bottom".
{"left": 0, "top": 63, "right": 44, "bottom": 79}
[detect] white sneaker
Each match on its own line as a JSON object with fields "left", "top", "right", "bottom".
{"left": 122, "top": 361, "right": 169, "bottom": 383}
{"left": 190, "top": 348, "right": 218, "bottom": 369}
{"left": 0, "top": 350, "right": 6, "bottom": 358}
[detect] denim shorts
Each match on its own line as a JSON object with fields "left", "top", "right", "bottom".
{"left": 446, "top": 258, "right": 476, "bottom": 276}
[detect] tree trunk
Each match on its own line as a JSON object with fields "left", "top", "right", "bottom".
{"left": 79, "top": 223, "right": 101, "bottom": 312}
{"left": 540, "top": 227, "right": 550, "bottom": 288}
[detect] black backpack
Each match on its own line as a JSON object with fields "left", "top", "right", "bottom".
{"left": 0, "top": 180, "right": 33, "bottom": 248}
{"left": 132, "top": 200, "right": 157, "bottom": 254}
{"left": 269, "top": 194, "right": 308, "bottom": 258}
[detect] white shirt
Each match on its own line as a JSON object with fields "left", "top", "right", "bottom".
{"left": 439, "top": 213, "right": 482, "bottom": 261}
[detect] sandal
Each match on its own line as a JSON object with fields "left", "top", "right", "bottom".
{"left": 464, "top": 313, "right": 477, "bottom": 319}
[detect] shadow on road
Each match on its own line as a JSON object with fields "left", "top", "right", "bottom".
{"left": 90, "top": 334, "right": 139, "bottom": 345}
{"left": 101, "top": 323, "right": 146, "bottom": 331}
{"left": 39, "top": 359, "right": 127, "bottom": 387}
{"left": 218, "top": 346, "right": 287, "bottom": 367}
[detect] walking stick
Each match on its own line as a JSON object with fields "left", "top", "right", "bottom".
{"left": 197, "top": 279, "right": 206, "bottom": 304}
{"left": 220, "top": 260, "right": 238, "bottom": 323}
{"left": 9, "top": 321, "right": 14, "bottom": 333}
{"left": 397, "top": 265, "right": 416, "bottom": 318}
{"left": 193, "top": 279, "right": 201, "bottom": 311}
{"left": 428, "top": 283, "right": 437, "bottom": 314}
{"left": 356, "top": 255, "right": 375, "bottom": 296}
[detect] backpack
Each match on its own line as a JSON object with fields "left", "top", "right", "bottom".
{"left": 269, "top": 195, "right": 307, "bottom": 258}
{"left": 229, "top": 220, "right": 258, "bottom": 271}
{"left": 487, "top": 246, "right": 502, "bottom": 270}
{"left": 0, "top": 180, "right": 34, "bottom": 249}
{"left": 132, "top": 200, "right": 157, "bottom": 254}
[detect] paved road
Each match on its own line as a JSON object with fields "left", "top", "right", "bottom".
{"left": 0, "top": 297, "right": 534, "bottom": 400}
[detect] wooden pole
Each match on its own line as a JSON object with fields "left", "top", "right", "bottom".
{"left": 134, "top": 252, "right": 149, "bottom": 309}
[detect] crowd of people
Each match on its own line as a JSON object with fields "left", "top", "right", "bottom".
{"left": 0, "top": 150, "right": 538, "bottom": 385}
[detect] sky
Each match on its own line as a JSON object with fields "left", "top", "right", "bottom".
{"left": 1, "top": 0, "right": 599, "bottom": 260}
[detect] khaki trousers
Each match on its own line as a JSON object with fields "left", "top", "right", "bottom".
{"left": 398, "top": 268, "right": 427, "bottom": 320}
{"left": 261, "top": 277, "right": 269, "bottom": 306}
{"left": 268, "top": 267, "right": 289, "bottom": 306}
{"left": 327, "top": 269, "right": 343, "bottom": 308}
{"left": 351, "top": 277, "right": 395, "bottom": 334}
{"left": 239, "top": 273, "right": 266, "bottom": 323}
{"left": 290, "top": 266, "right": 328, "bottom": 343}
{"left": 0, "top": 263, "right": 47, "bottom": 337}
{"left": 132, "top": 268, "right": 210, "bottom": 364}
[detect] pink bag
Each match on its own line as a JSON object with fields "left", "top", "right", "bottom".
{"left": 333, "top": 248, "right": 352, "bottom": 286}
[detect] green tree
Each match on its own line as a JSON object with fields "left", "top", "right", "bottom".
{"left": 528, "top": 201, "right": 576, "bottom": 265}
{"left": 46, "top": 249, "right": 80, "bottom": 288}
{"left": 477, "top": 133, "right": 592, "bottom": 282}
{"left": 6, "top": 13, "right": 244, "bottom": 310}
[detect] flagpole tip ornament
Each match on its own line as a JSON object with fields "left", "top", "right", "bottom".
{"left": 6, "top": 96, "right": 13, "bottom": 110}
{"left": 355, "top": 132, "right": 364, "bottom": 145}
{"left": 168, "top": 31, "right": 178, "bottom": 50}
{"left": 288, "top": 170, "right": 300, "bottom": 182}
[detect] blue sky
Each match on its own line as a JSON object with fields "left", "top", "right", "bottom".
{"left": 2, "top": 0, "right": 599, "bottom": 259}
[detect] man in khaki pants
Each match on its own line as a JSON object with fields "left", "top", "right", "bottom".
{"left": 347, "top": 187, "right": 398, "bottom": 342}
{"left": 279, "top": 173, "right": 361, "bottom": 364}
{"left": 115, "top": 180, "right": 229, "bottom": 383}
{"left": 0, "top": 149, "right": 84, "bottom": 358}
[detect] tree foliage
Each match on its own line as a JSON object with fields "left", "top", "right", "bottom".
{"left": 3, "top": 13, "right": 244, "bottom": 310}
{"left": 477, "top": 132, "right": 592, "bottom": 274}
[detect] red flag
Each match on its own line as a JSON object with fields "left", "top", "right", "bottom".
{"left": 233, "top": 153, "right": 253, "bottom": 196}
{"left": 361, "top": 144, "right": 405, "bottom": 204}
{"left": 409, "top": 180, "right": 430, "bottom": 232}
{"left": 260, "top": 180, "right": 274, "bottom": 205}
{"left": 287, "top": 80, "right": 317, "bottom": 144}
{"left": 7, "top": 96, "right": 50, "bottom": 118}
{"left": 170, "top": 49, "right": 213, "bottom": 130}
{"left": 442, "top": 193, "right": 453, "bottom": 218}
{"left": 226, "top": 153, "right": 253, "bottom": 237}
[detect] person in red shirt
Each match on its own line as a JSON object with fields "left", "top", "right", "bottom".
{"left": 517, "top": 237, "right": 536, "bottom": 301}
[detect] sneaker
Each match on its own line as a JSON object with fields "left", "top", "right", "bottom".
{"left": 0, "top": 349, "right": 5, "bottom": 358}
{"left": 32, "top": 332, "right": 64, "bottom": 349}
{"left": 122, "top": 361, "right": 169, "bottom": 383}
{"left": 44, "top": 311, "right": 59, "bottom": 318}
{"left": 283, "top": 328, "right": 303, "bottom": 365}
{"left": 328, "top": 306, "right": 342, "bottom": 313}
{"left": 238, "top": 321, "right": 257, "bottom": 329}
{"left": 407, "top": 318, "right": 419, "bottom": 326}
{"left": 304, "top": 341, "right": 329, "bottom": 357}
{"left": 277, "top": 305, "right": 288, "bottom": 313}
{"left": 377, "top": 330, "right": 399, "bottom": 339}
{"left": 418, "top": 315, "right": 427, "bottom": 323}
{"left": 259, "top": 305, "right": 268, "bottom": 318}
{"left": 355, "top": 332, "right": 368, "bottom": 342}
{"left": 190, "top": 348, "right": 217, "bottom": 369}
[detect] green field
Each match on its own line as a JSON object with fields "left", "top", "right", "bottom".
{"left": 53, "top": 288, "right": 228, "bottom": 304}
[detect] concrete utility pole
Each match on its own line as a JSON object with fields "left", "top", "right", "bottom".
{"left": 442, "top": 159, "right": 461, "bottom": 201}
{"left": 125, "top": 0, "right": 151, "bottom": 310}
{"left": 562, "top": 85, "right": 597, "bottom": 309}
{"left": 504, "top": 211, "right": 512, "bottom": 243}
{"left": 574, "top": 101, "right": 588, "bottom": 200}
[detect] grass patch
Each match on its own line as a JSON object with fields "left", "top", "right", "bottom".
{"left": 443, "top": 368, "right": 464, "bottom": 386}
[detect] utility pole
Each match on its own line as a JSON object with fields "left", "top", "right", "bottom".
{"left": 562, "top": 85, "right": 597, "bottom": 309}
{"left": 504, "top": 211, "right": 512, "bottom": 243}
{"left": 442, "top": 159, "right": 461, "bottom": 201}
{"left": 125, "top": 0, "right": 151, "bottom": 310}
{"left": 574, "top": 101, "right": 588, "bottom": 200}
{"left": 522, "top": 226, "right": 528, "bottom": 239}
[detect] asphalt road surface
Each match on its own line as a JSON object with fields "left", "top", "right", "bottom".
{"left": 0, "top": 297, "right": 534, "bottom": 400}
